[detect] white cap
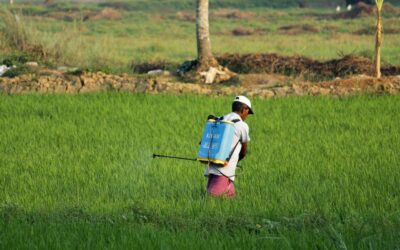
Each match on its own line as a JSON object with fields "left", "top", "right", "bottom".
{"left": 233, "top": 95, "right": 254, "bottom": 114}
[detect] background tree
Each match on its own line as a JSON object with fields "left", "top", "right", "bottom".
{"left": 10, "top": 0, "right": 14, "bottom": 5}
{"left": 375, "top": 0, "right": 384, "bottom": 78}
{"left": 177, "top": 0, "right": 234, "bottom": 83}
{"left": 196, "top": 0, "right": 218, "bottom": 71}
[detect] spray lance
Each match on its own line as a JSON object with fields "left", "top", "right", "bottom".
{"left": 152, "top": 154, "right": 197, "bottom": 162}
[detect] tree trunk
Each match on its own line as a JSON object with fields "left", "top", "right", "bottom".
{"left": 375, "top": 7, "right": 382, "bottom": 78}
{"left": 10, "top": 0, "right": 14, "bottom": 5}
{"left": 196, "top": 0, "right": 218, "bottom": 70}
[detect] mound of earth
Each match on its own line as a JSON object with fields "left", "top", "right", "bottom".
{"left": 131, "top": 61, "right": 175, "bottom": 74}
{"left": 211, "top": 9, "right": 256, "bottom": 19}
{"left": 228, "top": 27, "right": 266, "bottom": 36}
{"left": 278, "top": 24, "right": 320, "bottom": 35}
{"left": 89, "top": 8, "right": 122, "bottom": 21}
{"left": 175, "top": 11, "right": 195, "bottom": 22}
{"left": 216, "top": 53, "right": 400, "bottom": 79}
{"left": 335, "top": 2, "right": 400, "bottom": 19}
{"left": 47, "top": 8, "right": 122, "bottom": 22}
{"left": 1, "top": 66, "right": 400, "bottom": 97}
{"left": 338, "top": 2, "right": 375, "bottom": 19}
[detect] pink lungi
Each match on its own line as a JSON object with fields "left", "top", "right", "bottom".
{"left": 207, "top": 174, "right": 236, "bottom": 198}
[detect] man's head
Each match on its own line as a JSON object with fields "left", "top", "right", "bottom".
{"left": 232, "top": 96, "right": 254, "bottom": 121}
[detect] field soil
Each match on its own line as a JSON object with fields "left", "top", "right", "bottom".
{"left": 216, "top": 54, "right": 400, "bottom": 77}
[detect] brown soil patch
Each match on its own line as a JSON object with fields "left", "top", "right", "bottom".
{"left": 231, "top": 27, "right": 266, "bottom": 36}
{"left": 216, "top": 53, "right": 400, "bottom": 79}
{"left": 335, "top": 2, "right": 400, "bottom": 19}
{"left": 338, "top": 2, "right": 374, "bottom": 19}
{"left": 312, "top": 75, "right": 400, "bottom": 95}
{"left": 175, "top": 11, "right": 195, "bottom": 22}
{"left": 238, "top": 73, "right": 293, "bottom": 88}
{"left": 131, "top": 61, "right": 177, "bottom": 74}
{"left": 175, "top": 9, "right": 256, "bottom": 22}
{"left": 89, "top": 8, "right": 122, "bottom": 21}
{"left": 382, "top": 3, "right": 400, "bottom": 15}
{"left": 278, "top": 24, "right": 320, "bottom": 35}
{"left": 1, "top": 69, "right": 399, "bottom": 97}
{"left": 211, "top": 9, "right": 256, "bottom": 19}
{"left": 47, "top": 8, "right": 122, "bottom": 22}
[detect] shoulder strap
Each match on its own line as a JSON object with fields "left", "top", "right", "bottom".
{"left": 226, "top": 139, "right": 241, "bottom": 162}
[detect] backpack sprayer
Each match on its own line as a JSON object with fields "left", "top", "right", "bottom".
{"left": 153, "top": 115, "right": 242, "bottom": 168}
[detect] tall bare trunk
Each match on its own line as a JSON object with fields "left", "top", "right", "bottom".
{"left": 10, "top": 0, "right": 14, "bottom": 5}
{"left": 374, "top": 4, "right": 383, "bottom": 78}
{"left": 196, "top": 0, "right": 218, "bottom": 70}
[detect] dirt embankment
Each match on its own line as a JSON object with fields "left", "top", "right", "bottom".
{"left": 216, "top": 54, "right": 400, "bottom": 79}
{"left": 1, "top": 69, "right": 399, "bottom": 97}
{"left": 2, "top": 54, "right": 400, "bottom": 97}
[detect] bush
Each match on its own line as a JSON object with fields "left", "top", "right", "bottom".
{"left": 2, "top": 65, "right": 39, "bottom": 78}
{"left": 2, "top": 55, "right": 30, "bottom": 67}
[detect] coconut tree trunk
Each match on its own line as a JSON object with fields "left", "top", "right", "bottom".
{"left": 374, "top": 0, "right": 384, "bottom": 78}
{"left": 196, "top": 0, "right": 218, "bottom": 70}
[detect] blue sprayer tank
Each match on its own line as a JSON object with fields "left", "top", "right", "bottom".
{"left": 197, "top": 118, "right": 235, "bottom": 166}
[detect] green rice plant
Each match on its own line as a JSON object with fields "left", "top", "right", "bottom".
{"left": 0, "top": 93, "right": 399, "bottom": 248}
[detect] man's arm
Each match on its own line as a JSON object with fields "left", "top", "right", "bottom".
{"left": 239, "top": 143, "right": 247, "bottom": 161}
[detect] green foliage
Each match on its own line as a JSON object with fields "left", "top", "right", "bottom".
{"left": 376, "top": 0, "right": 385, "bottom": 10}
{"left": 2, "top": 65, "right": 38, "bottom": 78}
{"left": 0, "top": 94, "right": 399, "bottom": 248}
{"left": 2, "top": 54, "right": 29, "bottom": 67}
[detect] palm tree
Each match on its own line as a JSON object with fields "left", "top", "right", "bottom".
{"left": 375, "top": 0, "right": 384, "bottom": 78}
{"left": 196, "top": 0, "right": 218, "bottom": 71}
{"left": 178, "top": 0, "right": 234, "bottom": 83}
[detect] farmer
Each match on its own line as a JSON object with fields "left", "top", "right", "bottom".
{"left": 205, "top": 95, "right": 253, "bottom": 198}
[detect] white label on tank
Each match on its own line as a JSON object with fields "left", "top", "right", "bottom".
{"left": 202, "top": 143, "right": 219, "bottom": 149}
{"left": 206, "top": 133, "right": 220, "bottom": 139}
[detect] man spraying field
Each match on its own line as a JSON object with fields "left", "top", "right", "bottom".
{"left": 153, "top": 95, "right": 253, "bottom": 198}
{"left": 202, "top": 96, "right": 253, "bottom": 198}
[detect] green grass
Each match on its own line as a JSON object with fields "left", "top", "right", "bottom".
{"left": 11, "top": 0, "right": 400, "bottom": 10}
{"left": 0, "top": 93, "right": 399, "bottom": 248}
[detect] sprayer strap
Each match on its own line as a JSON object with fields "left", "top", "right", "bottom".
{"left": 226, "top": 139, "right": 241, "bottom": 162}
